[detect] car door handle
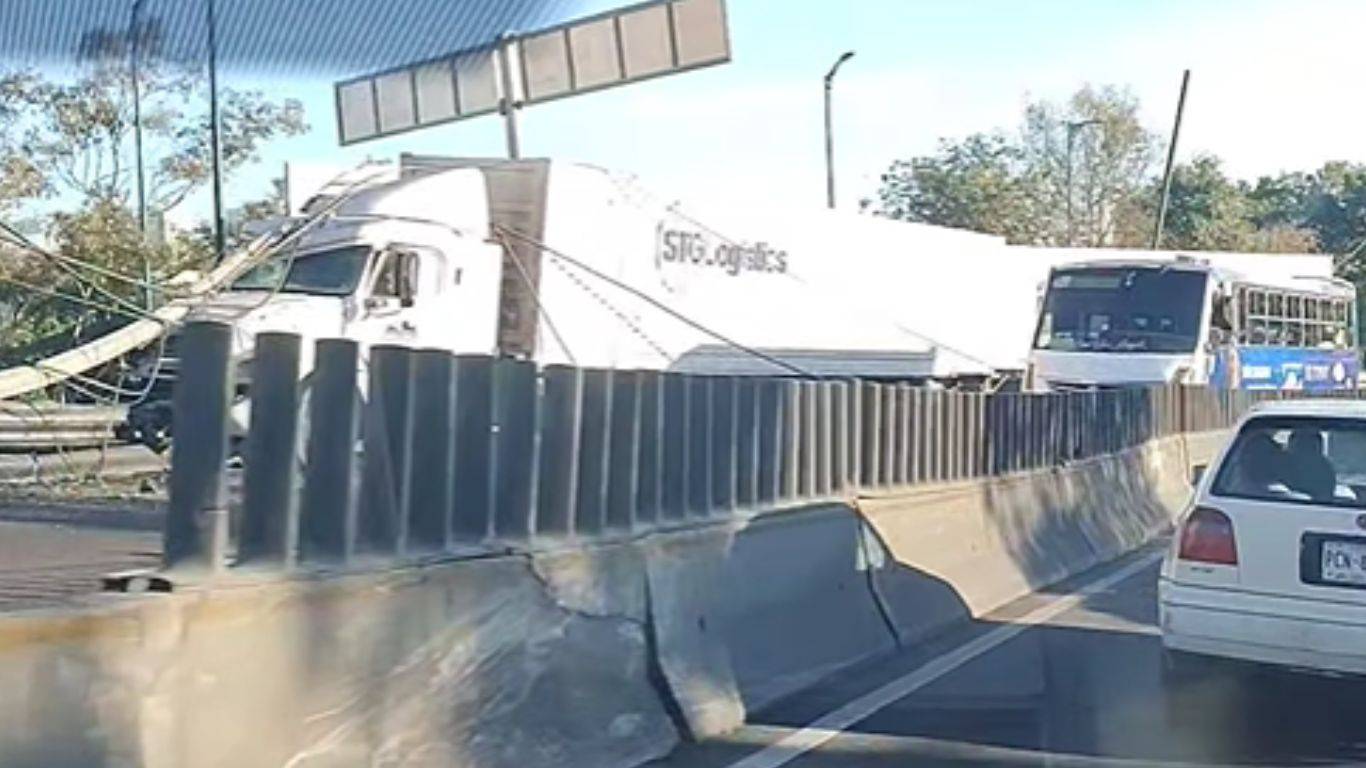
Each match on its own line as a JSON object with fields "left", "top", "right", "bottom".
{"left": 387, "top": 321, "right": 416, "bottom": 334}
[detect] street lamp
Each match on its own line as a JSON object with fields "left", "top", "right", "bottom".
{"left": 823, "top": 50, "right": 855, "bottom": 209}
{"left": 128, "top": 0, "right": 147, "bottom": 235}
{"left": 128, "top": 0, "right": 153, "bottom": 308}
{"left": 206, "top": 0, "right": 225, "bottom": 262}
{"left": 1065, "top": 118, "right": 1101, "bottom": 247}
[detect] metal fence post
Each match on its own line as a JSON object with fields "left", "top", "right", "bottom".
{"left": 451, "top": 355, "right": 495, "bottom": 543}
{"left": 757, "top": 378, "right": 782, "bottom": 506}
{"left": 926, "top": 389, "right": 942, "bottom": 481}
{"left": 537, "top": 365, "right": 582, "bottom": 538}
{"left": 711, "top": 376, "right": 738, "bottom": 516}
{"left": 781, "top": 379, "right": 803, "bottom": 501}
{"left": 408, "top": 349, "right": 457, "bottom": 552}
{"left": 971, "top": 392, "right": 986, "bottom": 477}
{"left": 909, "top": 387, "right": 926, "bottom": 483}
{"left": 801, "top": 381, "right": 819, "bottom": 498}
{"left": 860, "top": 382, "right": 882, "bottom": 487}
{"left": 847, "top": 379, "right": 862, "bottom": 490}
{"left": 576, "top": 368, "right": 612, "bottom": 535}
{"left": 816, "top": 381, "right": 834, "bottom": 496}
{"left": 492, "top": 358, "right": 538, "bottom": 542}
{"left": 880, "top": 383, "right": 897, "bottom": 487}
{"left": 661, "top": 372, "right": 690, "bottom": 521}
{"left": 688, "top": 375, "right": 714, "bottom": 516}
{"left": 608, "top": 370, "right": 643, "bottom": 530}
{"left": 945, "top": 391, "right": 961, "bottom": 480}
{"left": 165, "top": 321, "right": 233, "bottom": 571}
{"left": 300, "top": 338, "right": 361, "bottom": 562}
{"left": 831, "top": 381, "right": 849, "bottom": 494}
{"left": 240, "top": 331, "right": 302, "bottom": 566}
{"left": 895, "top": 384, "right": 912, "bottom": 485}
{"left": 358, "top": 345, "right": 414, "bottom": 555}
{"left": 637, "top": 370, "right": 664, "bottom": 527}
{"left": 736, "top": 377, "right": 761, "bottom": 507}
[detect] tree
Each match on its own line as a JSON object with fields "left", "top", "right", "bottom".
{"left": 869, "top": 85, "right": 1158, "bottom": 247}
{"left": 7, "top": 62, "right": 306, "bottom": 215}
{"left": 0, "top": 48, "right": 307, "bottom": 351}
{"left": 868, "top": 133, "right": 1041, "bottom": 242}
{"left": 1017, "top": 85, "right": 1157, "bottom": 247}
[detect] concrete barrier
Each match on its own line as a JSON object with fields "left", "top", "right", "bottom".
{"left": 0, "top": 431, "right": 1227, "bottom": 766}
{"left": 640, "top": 504, "right": 898, "bottom": 732}
{"left": 0, "top": 554, "right": 678, "bottom": 768}
{"left": 858, "top": 433, "right": 1209, "bottom": 643}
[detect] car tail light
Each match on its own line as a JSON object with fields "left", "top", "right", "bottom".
{"left": 1178, "top": 506, "right": 1238, "bottom": 565}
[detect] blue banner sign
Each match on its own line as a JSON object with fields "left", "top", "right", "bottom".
{"left": 1229, "top": 346, "right": 1360, "bottom": 391}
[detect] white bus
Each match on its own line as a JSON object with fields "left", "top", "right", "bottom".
{"left": 1027, "top": 257, "right": 1359, "bottom": 391}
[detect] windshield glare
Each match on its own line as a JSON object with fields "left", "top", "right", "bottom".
{"left": 1033, "top": 267, "right": 1208, "bottom": 353}
{"left": 230, "top": 246, "right": 371, "bottom": 297}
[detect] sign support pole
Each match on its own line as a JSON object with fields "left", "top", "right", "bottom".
{"left": 497, "top": 35, "right": 521, "bottom": 159}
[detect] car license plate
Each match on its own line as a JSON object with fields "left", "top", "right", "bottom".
{"left": 1321, "top": 540, "right": 1366, "bottom": 586}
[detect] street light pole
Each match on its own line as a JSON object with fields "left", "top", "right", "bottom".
{"left": 206, "top": 0, "right": 225, "bottom": 262}
{"left": 129, "top": 0, "right": 147, "bottom": 236}
{"left": 823, "top": 50, "right": 855, "bottom": 209}
{"left": 128, "top": 0, "right": 154, "bottom": 308}
{"left": 1064, "top": 118, "right": 1101, "bottom": 247}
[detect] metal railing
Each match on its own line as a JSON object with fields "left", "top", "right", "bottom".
{"left": 161, "top": 321, "right": 1350, "bottom": 572}
{"left": 0, "top": 404, "right": 128, "bottom": 450}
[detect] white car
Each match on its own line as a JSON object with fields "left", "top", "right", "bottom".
{"left": 1160, "top": 399, "right": 1366, "bottom": 676}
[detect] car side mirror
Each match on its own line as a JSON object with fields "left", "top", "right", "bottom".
{"left": 1190, "top": 464, "right": 1207, "bottom": 487}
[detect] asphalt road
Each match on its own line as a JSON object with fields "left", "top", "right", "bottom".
{"left": 658, "top": 543, "right": 1366, "bottom": 768}
{"left": 0, "top": 519, "right": 160, "bottom": 612}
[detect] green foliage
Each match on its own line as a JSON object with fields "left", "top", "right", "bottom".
{"left": 869, "top": 85, "right": 1158, "bottom": 247}
{"left": 872, "top": 134, "right": 1040, "bottom": 242}
{"left": 0, "top": 58, "right": 306, "bottom": 352}
{"left": 0, "top": 202, "right": 210, "bottom": 351}
{"left": 868, "top": 84, "right": 1342, "bottom": 255}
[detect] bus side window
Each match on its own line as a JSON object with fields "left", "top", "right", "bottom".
{"left": 1269, "top": 292, "right": 1285, "bottom": 320}
{"left": 1215, "top": 295, "right": 1232, "bottom": 330}
{"left": 1236, "top": 288, "right": 1248, "bottom": 339}
{"left": 1267, "top": 319, "right": 1285, "bottom": 346}
{"left": 1286, "top": 320, "right": 1303, "bottom": 347}
{"left": 1249, "top": 318, "right": 1268, "bottom": 345}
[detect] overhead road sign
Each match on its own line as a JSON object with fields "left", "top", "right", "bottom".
{"left": 334, "top": 0, "right": 730, "bottom": 148}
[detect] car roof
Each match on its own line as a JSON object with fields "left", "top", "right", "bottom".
{"left": 1244, "top": 399, "right": 1366, "bottom": 420}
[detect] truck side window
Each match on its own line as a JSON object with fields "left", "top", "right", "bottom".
{"left": 373, "top": 252, "right": 419, "bottom": 305}
{"left": 373, "top": 253, "right": 401, "bottom": 298}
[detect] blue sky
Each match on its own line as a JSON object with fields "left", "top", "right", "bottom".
{"left": 181, "top": 0, "right": 1366, "bottom": 227}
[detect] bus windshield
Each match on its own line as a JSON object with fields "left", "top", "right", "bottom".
{"left": 1034, "top": 267, "right": 1208, "bottom": 353}
{"left": 230, "top": 246, "right": 372, "bottom": 297}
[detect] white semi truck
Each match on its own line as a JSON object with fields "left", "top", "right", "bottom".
{"left": 119, "top": 156, "right": 1019, "bottom": 446}
{"left": 163, "top": 156, "right": 1026, "bottom": 388}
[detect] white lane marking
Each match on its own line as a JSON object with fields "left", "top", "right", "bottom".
{"left": 725, "top": 549, "right": 1166, "bottom": 768}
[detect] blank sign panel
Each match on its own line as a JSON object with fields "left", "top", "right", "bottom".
{"left": 334, "top": 0, "right": 730, "bottom": 144}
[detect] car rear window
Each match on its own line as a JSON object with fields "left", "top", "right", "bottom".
{"left": 1211, "top": 415, "right": 1366, "bottom": 509}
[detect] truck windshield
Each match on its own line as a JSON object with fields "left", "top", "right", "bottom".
{"left": 230, "top": 246, "right": 371, "bottom": 297}
{"left": 1033, "top": 267, "right": 1208, "bottom": 353}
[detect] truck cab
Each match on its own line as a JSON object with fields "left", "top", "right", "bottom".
{"left": 185, "top": 170, "right": 504, "bottom": 385}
